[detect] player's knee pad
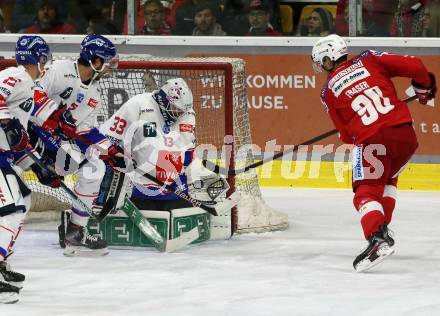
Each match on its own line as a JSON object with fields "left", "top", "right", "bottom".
{"left": 353, "top": 184, "right": 385, "bottom": 211}
{"left": 0, "top": 167, "right": 31, "bottom": 217}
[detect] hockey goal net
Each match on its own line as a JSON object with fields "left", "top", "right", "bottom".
{"left": 0, "top": 56, "right": 288, "bottom": 236}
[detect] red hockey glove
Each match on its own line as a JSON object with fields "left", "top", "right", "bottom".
{"left": 42, "top": 107, "right": 77, "bottom": 140}
{"left": 31, "top": 162, "right": 62, "bottom": 188}
{"left": 101, "top": 145, "right": 127, "bottom": 170}
{"left": 58, "top": 110, "right": 77, "bottom": 140}
{"left": 412, "top": 72, "right": 437, "bottom": 105}
{"left": 0, "top": 118, "right": 29, "bottom": 152}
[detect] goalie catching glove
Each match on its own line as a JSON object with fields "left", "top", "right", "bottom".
{"left": 186, "top": 158, "right": 240, "bottom": 215}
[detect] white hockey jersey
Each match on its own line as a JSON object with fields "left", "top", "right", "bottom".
{"left": 99, "top": 93, "right": 196, "bottom": 199}
{"left": 34, "top": 60, "right": 107, "bottom": 144}
{"left": 0, "top": 66, "right": 49, "bottom": 168}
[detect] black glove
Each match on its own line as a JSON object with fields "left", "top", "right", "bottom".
{"left": 0, "top": 118, "right": 29, "bottom": 152}
{"left": 412, "top": 72, "right": 436, "bottom": 105}
{"left": 31, "top": 163, "right": 62, "bottom": 188}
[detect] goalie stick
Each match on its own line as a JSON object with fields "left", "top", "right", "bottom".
{"left": 202, "top": 95, "right": 418, "bottom": 176}
{"left": 122, "top": 197, "right": 199, "bottom": 252}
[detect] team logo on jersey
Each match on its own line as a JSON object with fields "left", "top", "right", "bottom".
{"left": 87, "top": 98, "right": 98, "bottom": 108}
{"left": 179, "top": 124, "right": 193, "bottom": 133}
{"left": 18, "top": 97, "right": 33, "bottom": 113}
{"left": 143, "top": 122, "right": 157, "bottom": 137}
{"left": 76, "top": 93, "right": 85, "bottom": 103}
{"left": 59, "top": 87, "right": 73, "bottom": 99}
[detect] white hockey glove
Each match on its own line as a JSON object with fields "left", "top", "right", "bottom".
{"left": 186, "top": 159, "right": 241, "bottom": 215}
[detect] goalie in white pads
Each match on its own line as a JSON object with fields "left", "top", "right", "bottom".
{"left": 30, "top": 34, "right": 122, "bottom": 257}
{"left": 99, "top": 78, "right": 238, "bottom": 225}
{"left": 0, "top": 36, "right": 55, "bottom": 304}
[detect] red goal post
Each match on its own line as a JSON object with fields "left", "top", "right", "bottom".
{"left": 0, "top": 56, "right": 288, "bottom": 236}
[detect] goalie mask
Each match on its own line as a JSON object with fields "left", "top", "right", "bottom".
{"left": 154, "top": 78, "right": 193, "bottom": 122}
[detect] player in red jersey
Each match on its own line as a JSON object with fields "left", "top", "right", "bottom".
{"left": 311, "top": 34, "right": 436, "bottom": 272}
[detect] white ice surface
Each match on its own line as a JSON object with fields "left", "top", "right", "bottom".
{"left": 2, "top": 188, "right": 440, "bottom": 316}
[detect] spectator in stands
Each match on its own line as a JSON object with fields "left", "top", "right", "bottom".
{"left": 86, "top": 1, "right": 120, "bottom": 35}
{"left": 0, "top": 8, "right": 11, "bottom": 33}
{"left": 140, "top": 0, "right": 172, "bottom": 35}
{"left": 223, "top": 0, "right": 281, "bottom": 35}
{"left": 335, "top": 0, "right": 349, "bottom": 35}
{"left": 298, "top": 7, "right": 334, "bottom": 36}
{"left": 192, "top": 2, "right": 227, "bottom": 35}
{"left": 390, "top": 0, "right": 429, "bottom": 36}
{"left": 175, "top": 0, "right": 223, "bottom": 35}
{"left": 422, "top": 0, "right": 440, "bottom": 36}
{"left": 11, "top": 0, "right": 68, "bottom": 33}
{"left": 363, "top": 0, "right": 397, "bottom": 36}
{"left": 21, "top": 0, "right": 77, "bottom": 34}
{"left": 246, "top": 0, "right": 282, "bottom": 36}
{"left": 335, "top": 0, "right": 397, "bottom": 36}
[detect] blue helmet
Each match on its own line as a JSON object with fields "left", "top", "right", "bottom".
{"left": 15, "top": 35, "right": 50, "bottom": 65}
{"left": 79, "top": 34, "right": 116, "bottom": 66}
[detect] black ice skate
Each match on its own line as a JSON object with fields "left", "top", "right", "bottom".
{"left": 0, "top": 261, "right": 25, "bottom": 289}
{"left": 58, "top": 211, "right": 108, "bottom": 257}
{"left": 381, "top": 224, "right": 395, "bottom": 247}
{"left": 0, "top": 280, "right": 20, "bottom": 304}
{"left": 353, "top": 230, "right": 395, "bottom": 273}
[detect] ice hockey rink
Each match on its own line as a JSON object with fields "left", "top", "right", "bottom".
{"left": 3, "top": 188, "right": 440, "bottom": 316}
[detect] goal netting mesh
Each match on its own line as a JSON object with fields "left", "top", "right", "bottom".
{"left": 15, "top": 56, "right": 288, "bottom": 235}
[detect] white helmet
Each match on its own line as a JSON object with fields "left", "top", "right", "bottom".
{"left": 311, "top": 34, "right": 348, "bottom": 72}
{"left": 156, "top": 78, "right": 193, "bottom": 120}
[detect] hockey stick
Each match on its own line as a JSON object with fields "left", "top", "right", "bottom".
{"left": 202, "top": 95, "right": 419, "bottom": 176}
{"left": 23, "top": 147, "right": 100, "bottom": 220}
{"left": 71, "top": 133, "right": 241, "bottom": 217}
{"left": 122, "top": 197, "right": 199, "bottom": 252}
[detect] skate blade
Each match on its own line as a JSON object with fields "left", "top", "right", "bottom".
{"left": 355, "top": 246, "right": 395, "bottom": 273}
{"left": 63, "top": 246, "right": 109, "bottom": 257}
{"left": 0, "top": 276, "right": 23, "bottom": 290}
{"left": 8, "top": 281, "right": 23, "bottom": 290}
{"left": 0, "top": 292, "right": 19, "bottom": 304}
